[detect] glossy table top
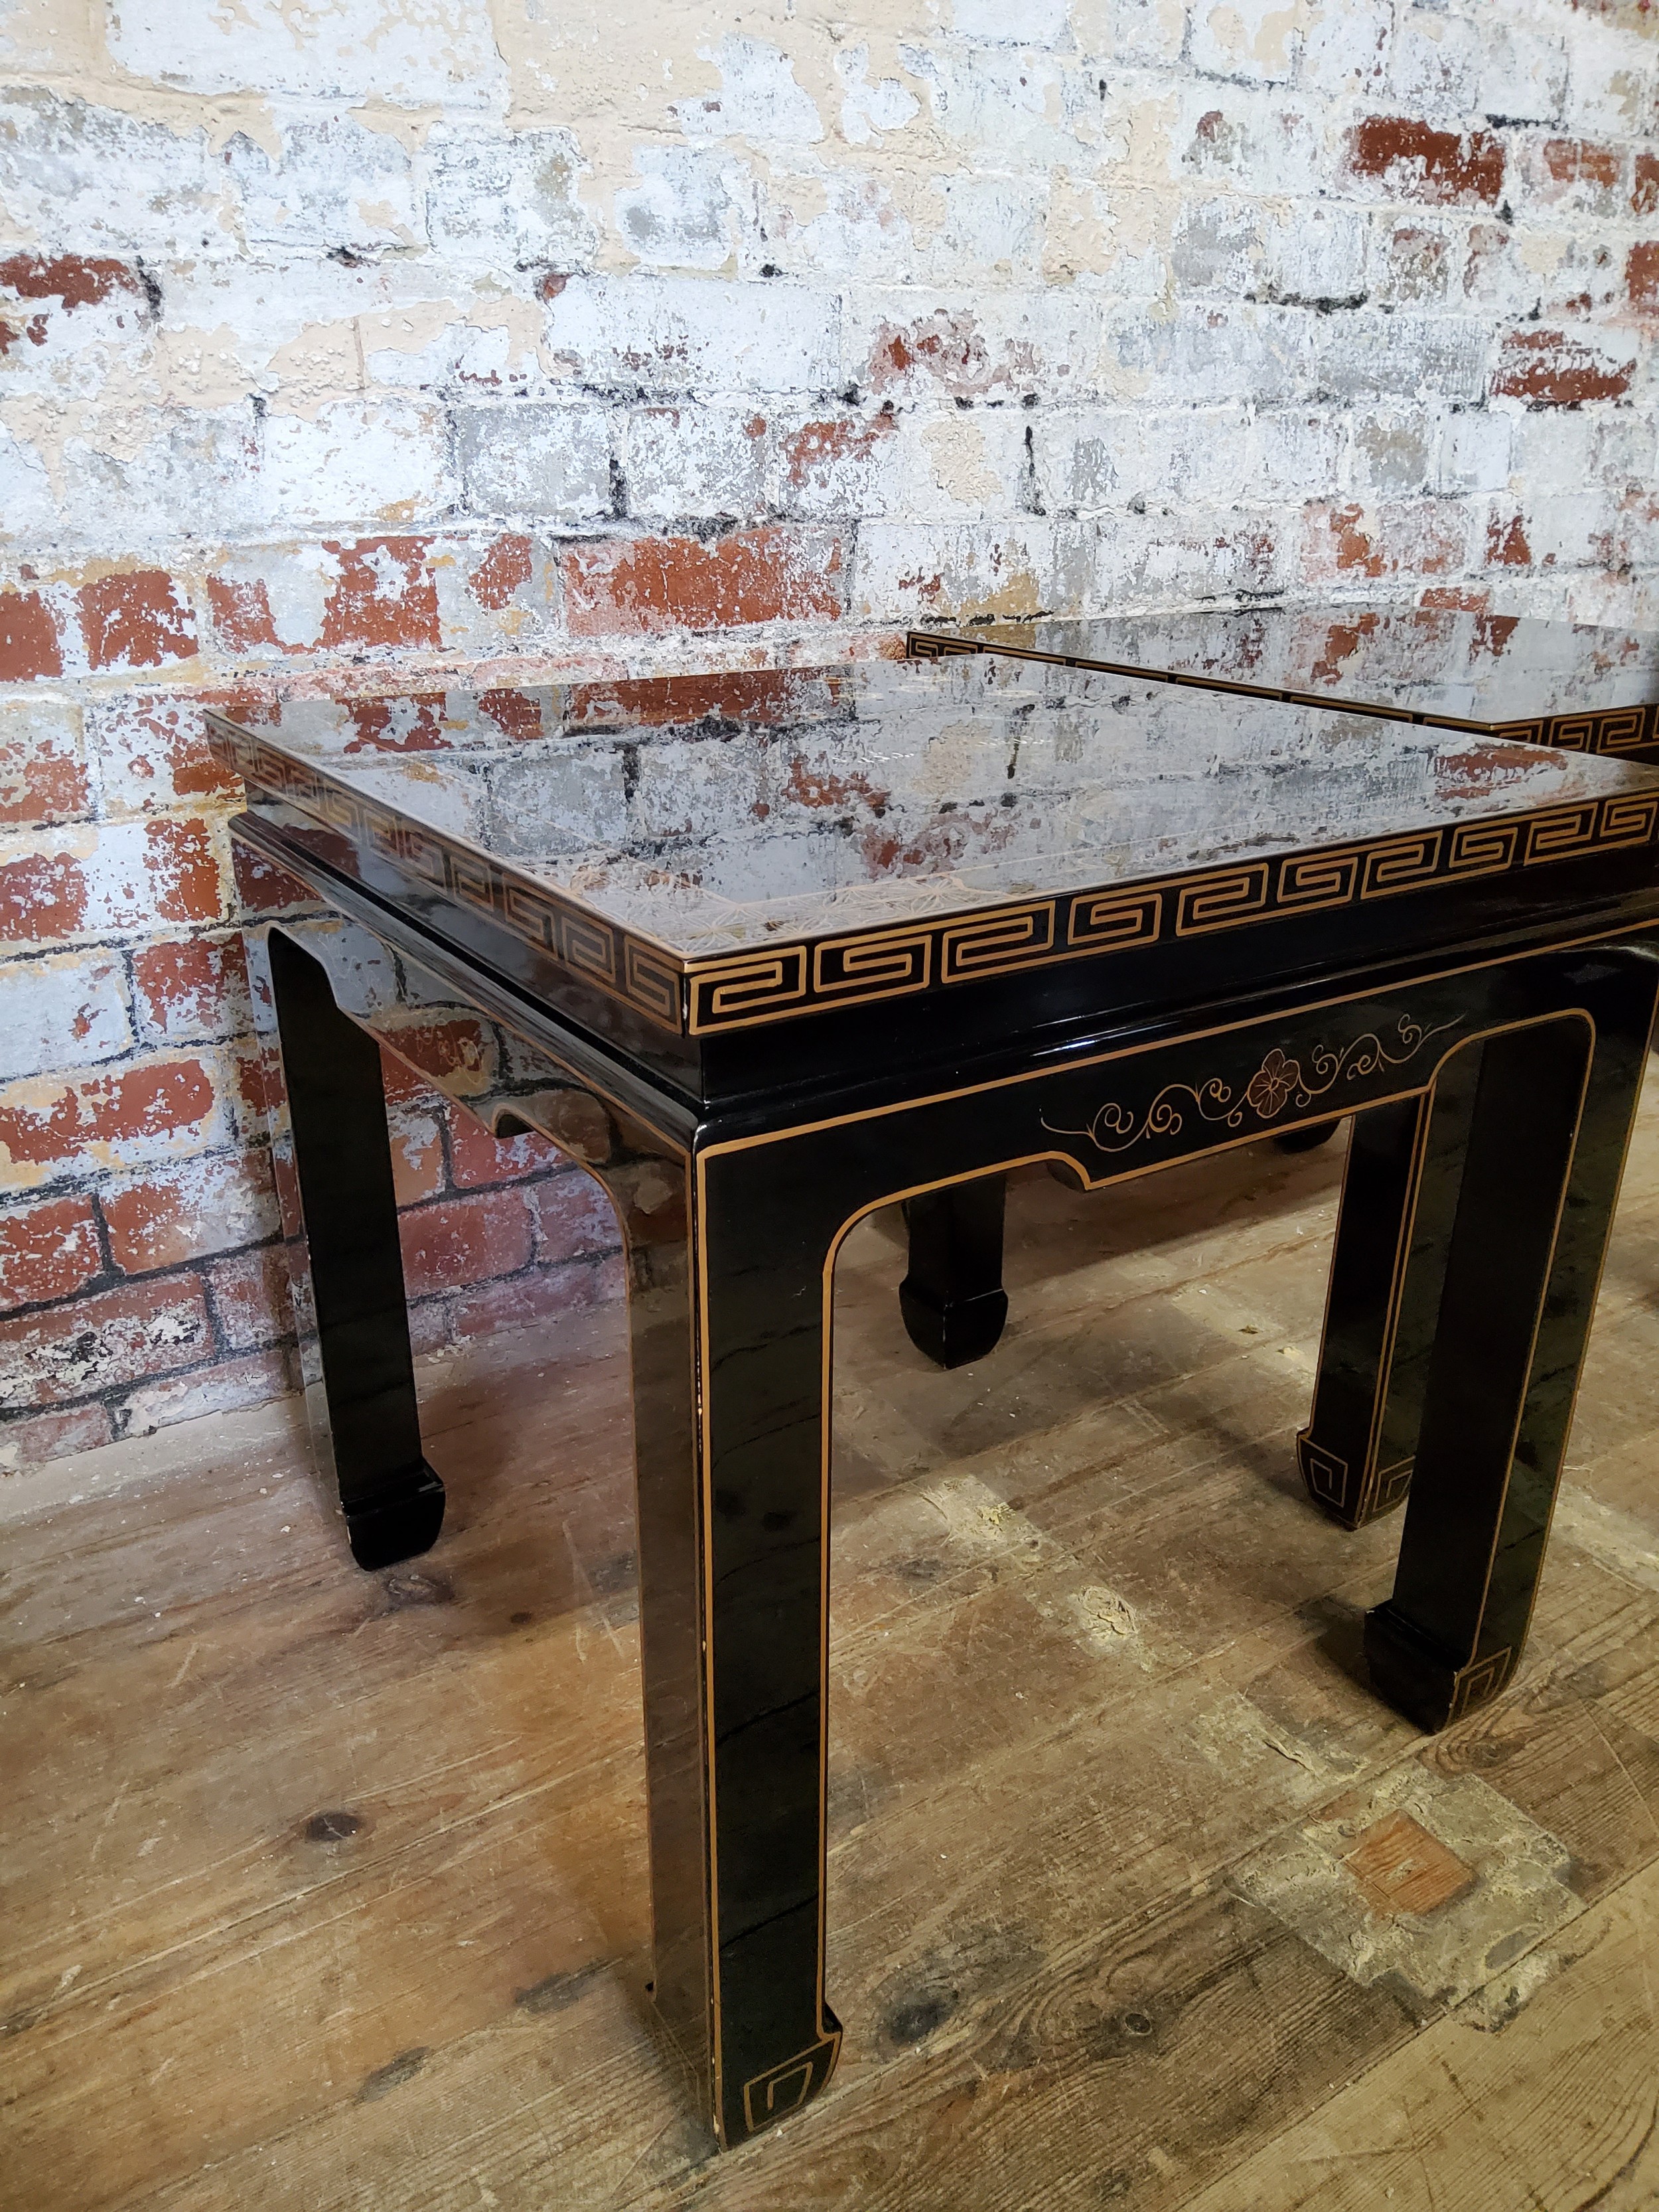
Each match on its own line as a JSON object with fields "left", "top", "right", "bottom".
{"left": 212, "top": 655, "right": 1659, "bottom": 1037}
{"left": 910, "top": 606, "right": 1659, "bottom": 748}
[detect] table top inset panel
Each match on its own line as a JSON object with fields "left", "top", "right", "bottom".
{"left": 909, "top": 606, "right": 1659, "bottom": 745}
{"left": 212, "top": 656, "right": 1659, "bottom": 1035}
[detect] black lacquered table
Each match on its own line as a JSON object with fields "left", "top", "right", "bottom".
{"left": 909, "top": 604, "right": 1659, "bottom": 762}
{"left": 212, "top": 656, "right": 1659, "bottom": 2148}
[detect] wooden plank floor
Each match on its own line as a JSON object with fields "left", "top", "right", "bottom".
{"left": 8, "top": 1094, "right": 1659, "bottom": 2211}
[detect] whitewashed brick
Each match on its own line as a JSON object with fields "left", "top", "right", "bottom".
{"left": 1033, "top": 407, "right": 1252, "bottom": 514}
{"left": 424, "top": 126, "right": 597, "bottom": 267}
{"left": 545, "top": 275, "right": 839, "bottom": 396}
{"left": 1390, "top": 10, "right": 1483, "bottom": 115}
{"left": 1, "top": 950, "right": 133, "bottom": 1076}
{"left": 904, "top": 44, "right": 1093, "bottom": 171}
{"left": 852, "top": 518, "right": 1074, "bottom": 621}
{"left": 676, "top": 35, "right": 826, "bottom": 143}
{"left": 1242, "top": 410, "right": 1348, "bottom": 500}
{"left": 1437, "top": 409, "right": 1512, "bottom": 496}
{"left": 1476, "top": 26, "right": 1569, "bottom": 127}
{"left": 1311, "top": 312, "right": 1487, "bottom": 406}
{"left": 616, "top": 147, "right": 739, "bottom": 271}
{"left": 624, "top": 406, "right": 772, "bottom": 520}
{"left": 1561, "top": 17, "right": 1656, "bottom": 137}
{"left": 260, "top": 400, "right": 454, "bottom": 531}
{"left": 846, "top": 287, "right": 1104, "bottom": 401}
{"left": 0, "top": 90, "right": 223, "bottom": 258}
{"left": 950, "top": 0, "right": 1074, "bottom": 48}
{"left": 1349, "top": 409, "right": 1439, "bottom": 498}
{"left": 47, "top": 410, "right": 261, "bottom": 548}
{"left": 107, "top": 0, "right": 507, "bottom": 108}
{"left": 224, "top": 115, "right": 421, "bottom": 254}
{"left": 456, "top": 404, "right": 614, "bottom": 522}
{"left": 1189, "top": 0, "right": 1304, "bottom": 86}
{"left": 1101, "top": 301, "right": 1312, "bottom": 406}
{"left": 1298, "top": 0, "right": 1393, "bottom": 98}
{"left": 1173, "top": 85, "right": 1328, "bottom": 197}
{"left": 1085, "top": 507, "right": 1288, "bottom": 604}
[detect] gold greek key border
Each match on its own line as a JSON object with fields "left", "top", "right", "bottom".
{"left": 690, "top": 788, "right": 1659, "bottom": 1029}
{"left": 212, "top": 707, "right": 1659, "bottom": 1043}
{"left": 210, "top": 717, "right": 691, "bottom": 1035}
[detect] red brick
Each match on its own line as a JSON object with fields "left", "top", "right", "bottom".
{"left": 0, "top": 1275, "right": 211, "bottom": 1410}
{"left": 0, "top": 589, "right": 64, "bottom": 682}
{"left": 131, "top": 932, "right": 251, "bottom": 1043}
{"left": 231, "top": 837, "right": 317, "bottom": 918}
{"left": 344, "top": 694, "right": 447, "bottom": 752}
{"left": 1303, "top": 502, "right": 1468, "bottom": 583}
{"left": 1538, "top": 138, "right": 1623, "bottom": 208}
{"left": 1484, "top": 510, "right": 1532, "bottom": 567}
{"left": 206, "top": 1245, "right": 294, "bottom": 1351}
{"left": 1419, "top": 587, "right": 1491, "bottom": 615}
{"left": 102, "top": 1150, "right": 279, "bottom": 1274}
{"left": 319, "top": 537, "right": 441, "bottom": 651}
{"left": 446, "top": 1112, "right": 559, "bottom": 1190}
{"left": 1629, "top": 242, "right": 1659, "bottom": 315}
{"left": 447, "top": 1252, "right": 624, "bottom": 1342}
{"left": 782, "top": 411, "right": 899, "bottom": 490}
{"left": 0, "top": 848, "right": 86, "bottom": 942}
{"left": 867, "top": 310, "right": 1001, "bottom": 399}
{"left": 379, "top": 1021, "right": 497, "bottom": 1105}
{"left": 145, "top": 818, "right": 224, "bottom": 924}
{"left": 119, "top": 1347, "right": 295, "bottom": 1436}
{"left": 478, "top": 688, "right": 544, "bottom": 740}
{"left": 0, "top": 1401, "right": 114, "bottom": 1467}
{"left": 1491, "top": 329, "right": 1636, "bottom": 406}
{"left": 77, "top": 570, "right": 198, "bottom": 672}
{"left": 565, "top": 669, "right": 818, "bottom": 729}
{"left": 561, "top": 527, "right": 845, "bottom": 636}
{"left": 469, "top": 532, "right": 534, "bottom": 611}
{"left": 526, "top": 1169, "right": 620, "bottom": 1264}
{"left": 204, "top": 574, "right": 283, "bottom": 652}
{"left": 1343, "top": 118, "right": 1505, "bottom": 206}
{"left": 397, "top": 1190, "right": 535, "bottom": 1298}
{"left": 0, "top": 253, "right": 146, "bottom": 310}
{"left": 0, "top": 1055, "right": 228, "bottom": 1178}
{"left": 0, "top": 1195, "right": 104, "bottom": 1308}
{"left": 1634, "top": 153, "right": 1659, "bottom": 217}
{"left": 0, "top": 717, "right": 89, "bottom": 824}
{"left": 234, "top": 1037, "right": 283, "bottom": 1128}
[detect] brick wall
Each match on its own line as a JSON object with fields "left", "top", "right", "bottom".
{"left": 3, "top": 0, "right": 1658, "bottom": 1470}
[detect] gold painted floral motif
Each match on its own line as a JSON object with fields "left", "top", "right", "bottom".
{"left": 1041, "top": 1015, "right": 1462, "bottom": 1154}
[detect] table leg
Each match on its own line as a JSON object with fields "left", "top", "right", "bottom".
{"left": 1366, "top": 954, "right": 1659, "bottom": 1730}
{"left": 1297, "top": 1055, "right": 1482, "bottom": 1530}
{"left": 899, "top": 1175, "right": 1009, "bottom": 1367}
{"left": 266, "top": 930, "right": 444, "bottom": 1571}
{"left": 634, "top": 1147, "right": 845, "bottom": 2146}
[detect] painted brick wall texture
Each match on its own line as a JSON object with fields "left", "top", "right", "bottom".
{"left": 3, "top": 0, "right": 1658, "bottom": 1468}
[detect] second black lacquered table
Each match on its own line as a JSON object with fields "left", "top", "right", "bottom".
{"left": 211, "top": 654, "right": 1659, "bottom": 2149}
{"left": 909, "top": 603, "right": 1659, "bottom": 761}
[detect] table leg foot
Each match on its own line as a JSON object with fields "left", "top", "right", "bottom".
{"left": 899, "top": 1176, "right": 1009, "bottom": 1368}
{"left": 1363, "top": 1600, "right": 1514, "bottom": 1730}
{"left": 1295, "top": 1432, "right": 1413, "bottom": 1530}
{"left": 344, "top": 1461, "right": 447, "bottom": 1571}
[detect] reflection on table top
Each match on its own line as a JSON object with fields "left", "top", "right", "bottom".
{"left": 212, "top": 654, "right": 1659, "bottom": 962}
{"left": 910, "top": 607, "right": 1659, "bottom": 731}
